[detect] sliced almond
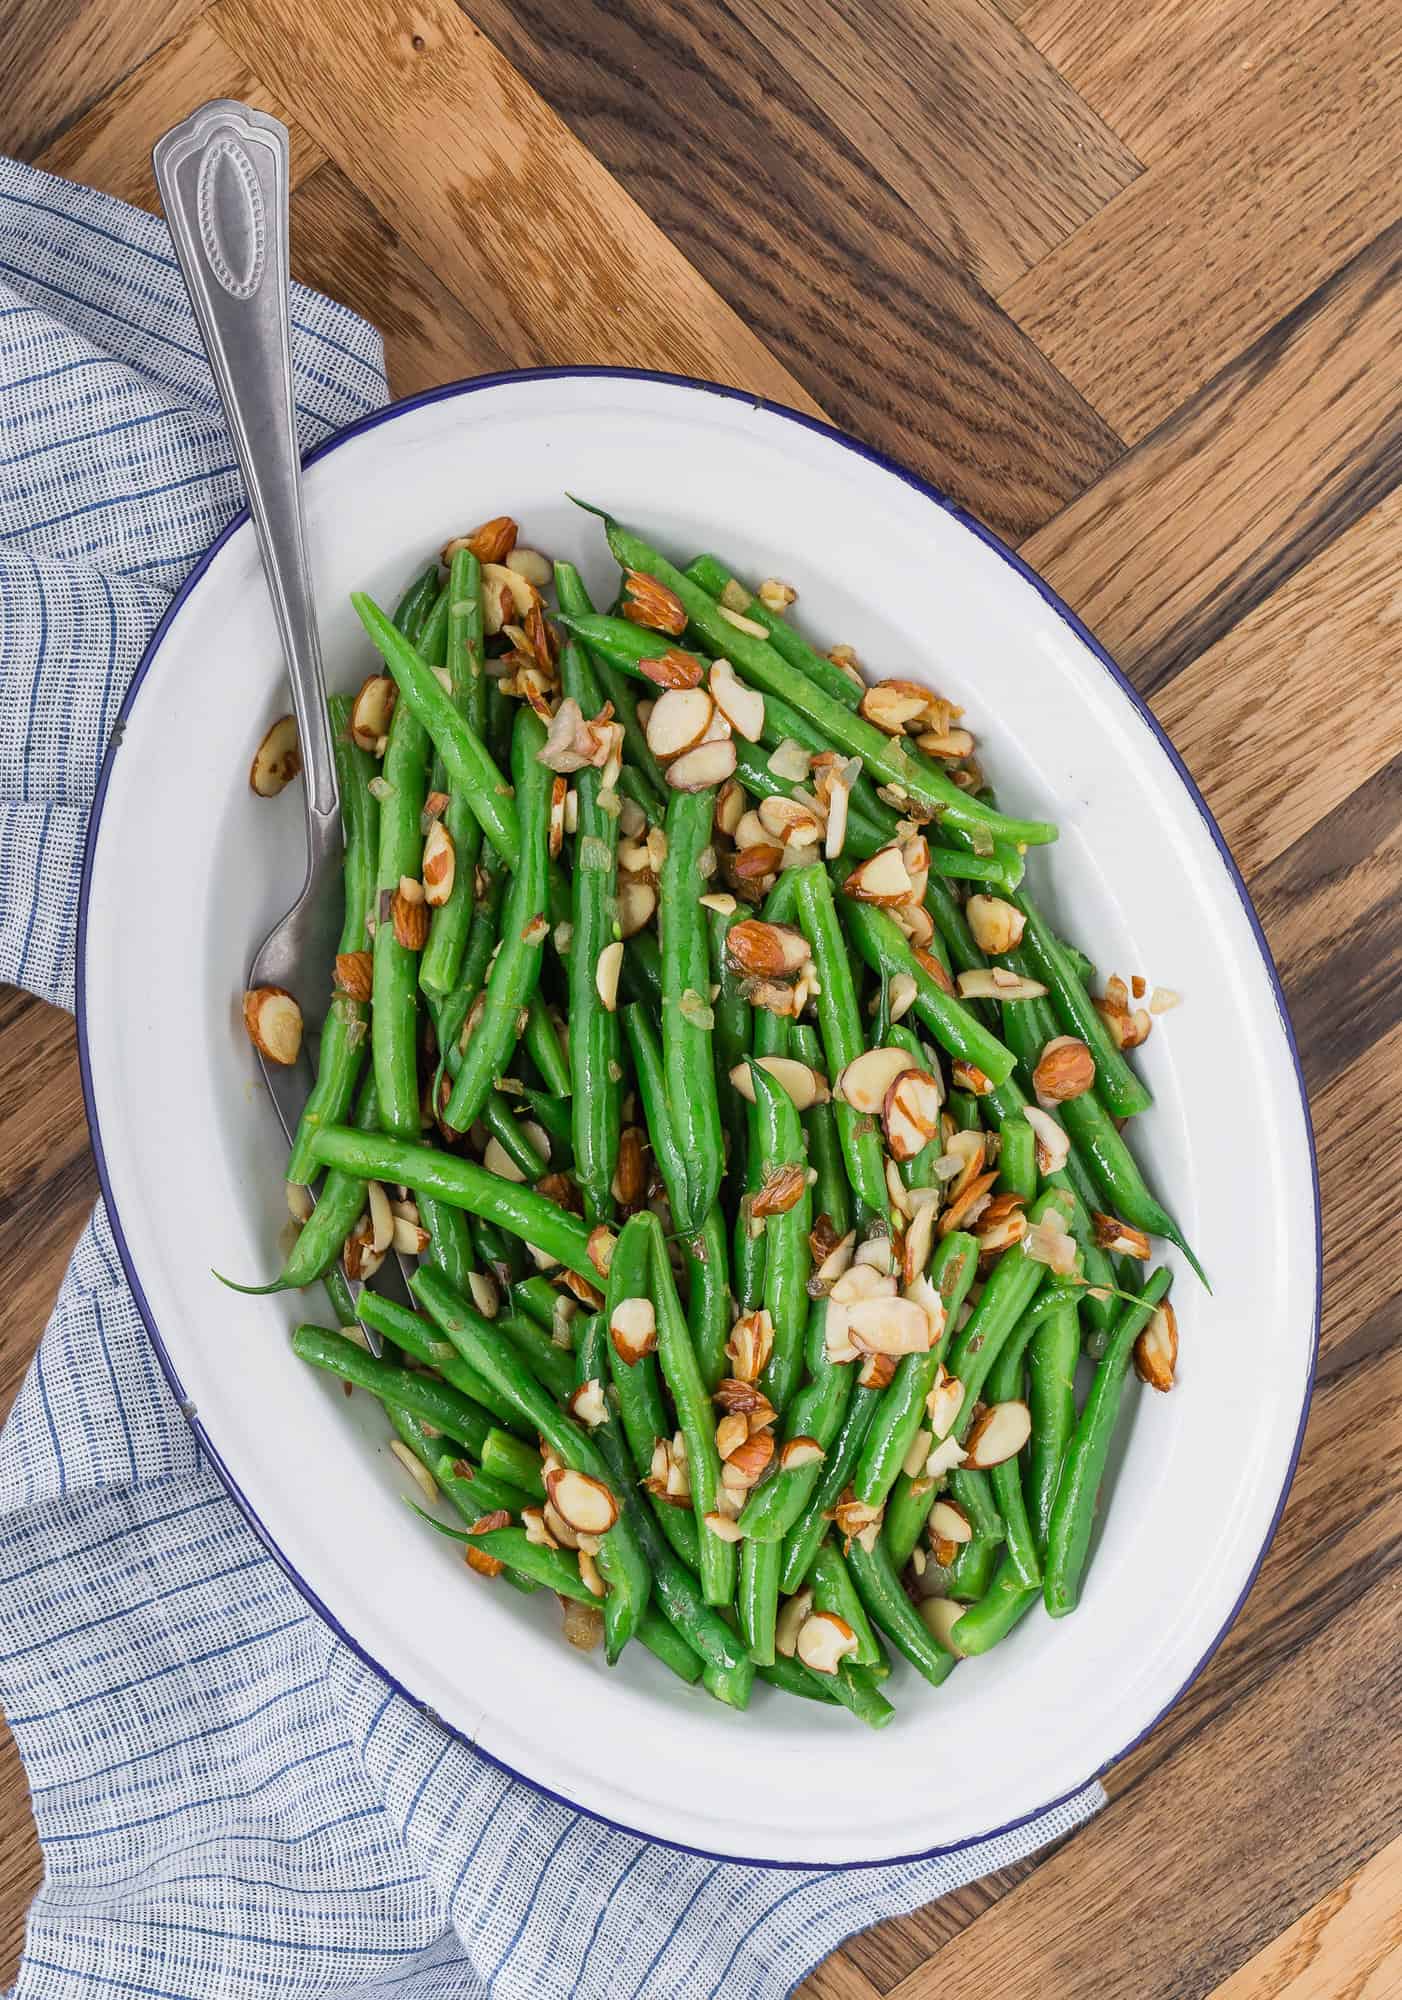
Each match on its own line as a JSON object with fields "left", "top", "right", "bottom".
{"left": 716, "top": 1411, "right": 750, "bottom": 1461}
{"left": 757, "top": 793, "right": 824, "bottom": 847}
{"left": 823, "top": 768, "right": 852, "bottom": 859}
{"left": 726, "top": 1308, "right": 774, "bottom": 1383}
{"left": 950, "top": 1060, "right": 993, "bottom": 1097}
{"left": 569, "top": 1378, "right": 609, "bottom": 1429}
{"left": 901, "top": 1426, "right": 933, "bottom": 1478}
{"left": 704, "top": 1511, "right": 745, "bottom": 1543}
{"left": 617, "top": 878, "right": 658, "bottom": 938}
{"left": 522, "top": 1505, "right": 559, "bottom": 1549}
{"left": 857, "top": 1351, "right": 898, "bottom": 1389}
{"left": 726, "top": 919, "right": 811, "bottom": 979}
{"left": 709, "top": 659, "right": 765, "bottom": 740}
{"left": 504, "top": 545, "right": 551, "bottom": 588}
{"left": 577, "top": 1549, "right": 607, "bottom": 1598}
{"left": 928, "top": 1498, "right": 973, "bottom": 1546}
{"left": 286, "top": 1179, "right": 314, "bottom": 1224}
{"left": 1149, "top": 986, "right": 1182, "bottom": 1015}
{"left": 716, "top": 601, "right": 769, "bottom": 638}
{"left": 667, "top": 739, "right": 737, "bottom": 791}
{"left": 422, "top": 820, "right": 455, "bottom": 907}
{"left": 547, "top": 776, "right": 569, "bottom": 860}
{"left": 639, "top": 647, "right": 705, "bottom": 691}
{"left": 609, "top": 1295, "right": 658, "bottom": 1364}
{"left": 939, "top": 1167, "right": 998, "bottom": 1237}
{"left": 860, "top": 681, "right": 929, "bottom": 735}
{"left": 333, "top": 950, "right": 373, "bottom": 1002}
{"left": 1025, "top": 1209, "right": 1080, "bottom": 1275}
{"left": 924, "top": 1433, "right": 967, "bottom": 1479}
{"left": 975, "top": 1191, "right": 1028, "bottom": 1254}
{"left": 482, "top": 1136, "right": 526, "bottom": 1184}
{"left": 467, "top": 1269, "right": 499, "bottom": 1320}
{"left": 587, "top": 1226, "right": 617, "bottom": 1280}
{"left": 545, "top": 1466, "right": 620, "bottom": 1536}
{"left": 962, "top": 894, "right": 1024, "bottom": 955}
{"left": 1092, "top": 1212, "right": 1152, "bottom": 1259}
{"left": 918, "top": 1597, "right": 968, "bottom": 1656}
{"left": 391, "top": 888, "right": 429, "bottom": 950}
{"left": 621, "top": 569, "right": 687, "bottom": 637}
{"left": 728, "top": 1055, "right": 828, "bottom": 1109}
{"left": 444, "top": 516, "right": 516, "bottom": 565}
{"left": 350, "top": 674, "right": 396, "bottom": 751}
{"left": 882, "top": 1068, "right": 943, "bottom": 1161}
{"left": 833, "top": 1490, "right": 884, "bottom": 1554}
{"left": 1024, "top": 1103, "right": 1071, "bottom": 1174}
{"left": 389, "top": 1438, "right": 438, "bottom": 1505}
{"left": 779, "top": 1436, "right": 824, "bottom": 1471}
{"left": 751, "top": 1162, "right": 809, "bottom": 1220}
{"left": 1033, "top": 1035, "right": 1097, "bottom": 1104}
{"left": 775, "top": 1586, "right": 814, "bottom": 1658}
{"left": 341, "top": 1217, "right": 384, "bottom": 1284}
{"left": 926, "top": 1366, "right": 964, "bottom": 1440}
{"left": 835, "top": 1044, "right": 912, "bottom": 1115}
{"left": 242, "top": 986, "right": 303, "bottom": 1065}
{"left": 713, "top": 1377, "right": 777, "bottom": 1421}
{"left": 844, "top": 844, "right": 913, "bottom": 905}
{"left": 249, "top": 714, "right": 301, "bottom": 796}
{"left": 646, "top": 685, "right": 715, "bottom": 762}
{"left": 480, "top": 561, "right": 539, "bottom": 635}
{"left": 956, "top": 968, "right": 1048, "bottom": 1002}
{"left": 1134, "top": 1300, "right": 1178, "bottom": 1391}
{"left": 901, "top": 1199, "right": 938, "bottom": 1287}
{"left": 391, "top": 1214, "right": 431, "bottom": 1256}
{"left": 963, "top": 1399, "right": 1032, "bottom": 1469}
{"left": 796, "top": 1609, "right": 859, "bottom": 1674}
{"left": 543, "top": 1498, "right": 580, "bottom": 1549}
{"left": 595, "top": 940, "right": 624, "bottom": 1013}
{"left": 846, "top": 1294, "right": 936, "bottom": 1356}
{"left": 725, "top": 1430, "right": 775, "bottom": 1487}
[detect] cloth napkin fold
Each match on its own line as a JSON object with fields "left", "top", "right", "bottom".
{"left": 0, "top": 154, "right": 1102, "bottom": 2000}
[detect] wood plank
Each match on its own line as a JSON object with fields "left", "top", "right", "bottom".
{"left": 35, "top": 14, "right": 325, "bottom": 211}
{"left": 1001, "top": 0, "right": 1402, "bottom": 441}
{"left": 290, "top": 164, "right": 511, "bottom": 397}
{"left": 453, "top": 0, "right": 1125, "bottom": 543}
{"left": 885, "top": 1560, "right": 1402, "bottom": 2000}
{"left": 1151, "top": 486, "right": 1402, "bottom": 879}
{"left": 1018, "top": 221, "right": 1402, "bottom": 694}
{"left": 799, "top": 1951, "right": 883, "bottom": 2000}
{"left": 0, "top": 1730, "right": 41, "bottom": 1981}
{"left": 724, "top": 0, "right": 1141, "bottom": 295}
{"left": 1020, "top": 0, "right": 1322, "bottom": 166}
{"left": 1212, "top": 1833, "right": 1402, "bottom": 1999}
{"left": 0, "top": 0, "right": 204, "bottom": 161}
{"left": 212, "top": 0, "right": 815, "bottom": 416}
{"left": 832, "top": 1860, "right": 1047, "bottom": 1990}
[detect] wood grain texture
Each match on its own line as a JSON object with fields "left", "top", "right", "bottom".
{"left": 1001, "top": 0, "right": 1402, "bottom": 439}
{"left": 459, "top": 0, "right": 1125, "bottom": 542}
{"left": 724, "top": 0, "right": 1141, "bottom": 295}
{"left": 4, "top": 0, "right": 1402, "bottom": 1994}
{"left": 35, "top": 15, "right": 325, "bottom": 210}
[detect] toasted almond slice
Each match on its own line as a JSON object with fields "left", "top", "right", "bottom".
{"left": 938, "top": 1167, "right": 998, "bottom": 1237}
{"left": 726, "top": 919, "right": 811, "bottom": 978}
{"left": 1024, "top": 1103, "right": 1071, "bottom": 1174}
{"left": 726, "top": 1308, "right": 775, "bottom": 1382}
{"left": 925, "top": 1366, "right": 963, "bottom": 1440}
{"left": 422, "top": 820, "right": 456, "bottom": 907}
{"left": 924, "top": 1433, "right": 967, "bottom": 1478}
{"left": 504, "top": 545, "right": 551, "bottom": 588}
{"left": 1134, "top": 1300, "right": 1178, "bottom": 1390}
{"left": 823, "top": 769, "right": 852, "bottom": 859}
{"left": 444, "top": 516, "right": 516, "bottom": 565}
{"left": 758, "top": 577, "right": 795, "bottom": 612}
{"left": 481, "top": 561, "right": 539, "bottom": 635}
{"left": 901, "top": 1199, "right": 938, "bottom": 1286}
{"left": 956, "top": 968, "right": 1048, "bottom": 1001}
{"left": 951, "top": 1059, "right": 993, "bottom": 1097}
{"left": 846, "top": 1294, "right": 936, "bottom": 1356}
{"left": 886, "top": 1156, "right": 914, "bottom": 1221}
{"left": 351, "top": 674, "right": 396, "bottom": 751}
{"left": 775, "top": 1586, "right": 814, "bottom": 1658}
{"left": 975, "top": 1191, "right": 1029, "bottom": 1255}
{"left": 752, "top": 1162, "right": 809, "bottom": 1219}
{"left": 391, "top": 888, "right": 429, "bottom": 950}
{"left": 547, "top": 776, "right": 569, "bottom": 860}
{"left": 617, "top": 878, "right": 657, "bottom": 939}
{"left": 918, "top": 1597, "right": 968, "bottom": 1655}
{"left": 333, "top": 950, "right": 373, "bottom": 1002}
{"left": 639, "top": 646, "right": 706, "bottom": 691}
{"left": 467, "top": 1269, "right": 499, "bottom": 1320}
{"left": 725, "top": 1430, "right": 775, "bottom": 1487}
{"left": 249, "top": 714, "right": 301, "bottom": 796}
{"left": 834, "top": 1044, "right": 912, "bottom": 1114}
{"left": 569, "top": 1378, "right": 609, "bottom": 1428}
{"left": 844, "top": 844, "right": 912, "bottom": 904}
{"left": 646, "top": 685, "right": 715, "bottom": 761}
{"left": 963, "top": 1399, "right": 1032, "bottom": 1470}
{"left": 704, "top": 1511, "right": 745, "bottom": 1543}
{"left": 728, "top": 1055, "right": 829, "bottom": 1110}
{"left": 1149, "top": 985, "right": 1182, "bottom": 1015}
{"left": 389, "top": 1438, "right": 439, "bottom": 1505}
{"left": 577, "top": 1549, "right": 607, "bottom": 1598}
{"left": 286, "top": 1179, "right": 314, "bottom": 1224}
{"left": 586, "top": 1226, "right": 617, "bottom": 1281}
{"left": 886, "top": 970, "right": 918, "bottom": 1024}
{"left": 482, "top": 1136, "right": 527, "bottom": 1184}
{"left": 242, "top": 986, "right": 303, "bottom": 1065}
{"left": 882, "top": 1068, "right": 943, "bottom": 1161}
{"left": 667, "top": 739, "right": 737, "bottom": 791}
{"left": 709, "top": 659, "right": 765, "bottom": 740}
{"left": 595, "top": 940, "right": 624, "bottom": 1013}
{"left": 545, "top": 1466, "right": 620, "bottom": 1535}
{"left": 779, "top": 1436, "right": 825, "bottom": 1471}
{"left": 757, "top": 793, "right": 824, "bottom": 847}
{"left": 1092, "top": 1212, "right": 1152, "bottom": 1259}
{"left": 768, "top": 738, "right": 812, "bottom": 783}
{"left": 622, "top": 569, "right": 687, "bottom": 636}
{"left": 391, "top": 1214, "right": 430, "bottom": 1256}
{"left": 1024, "top": 1209, "right": 1080, "bottom": 1275}
{"left": 965, "top": 894, "right": 1025, "bottom": 955}
{"left": 717, "top": 601, "right": 769, "bottom": 638}
{"left": 796, "top": 1608, "right": 860, "bottom": 1674}
{"left": 716, "top": 1411, "right": 750, "bottom": 1461}
{"left": 929, "top": 1498, "right": 973, "bottom": 1547}
{"left": 1033, "top": 1035, "right": 1097, "bottom": 1103}
{"left": 522, "top": 1505, "right": 559, "bottom": 1549}
{"left": 342, "top": 1217, "right": 384, "bottom": 1283}
{"left": 609, "top": 1295, "right": 658, "bottom": 1364}
{"left": 860, "top": 681, "right": 929, "bottom": 735}
{"left": 855, "top": 1351, "right": 896, "bottom": 1389}
{"left": 901, "top": 1426, "right": 933, "bottom": 1478}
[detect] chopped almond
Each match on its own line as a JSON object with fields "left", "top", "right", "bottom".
{"left": 621, "top": 569, "right": 687, "bottom": 637}
{"left": 350, "top": 674, "right": 396, "bottom": 751}
{"left": 844, "top": 844, "right": 913, "bottom": 905}
{"left": 242, "top": 986, "right": 303, "bottom": 1065}
{"left": 1092, "top": 1212, "right": 1152, "bottom": 1259}
{"left": 609, "top": 1296, "right": 658, "bottom": 1364}
{"left": 334, "top": 951, "right": 373, "bottom": 1003}
{"left": 1135, "top": 1300, "right": 1178, "bottom": 1390}
{"left": 796, "top": 1609, "right": 859, "bottom": 1674}
{"left": 249, "top": 714, "right": 301, "bottom": 796}
{"left": 545, "top": 1466, "right": 620, "bottom": 1535}
{"left": 962, "top": 1399, "right": 1032, "bottom": 1469}
{"left": 752, "top": 1162, "right": 809, "bottom": 1219}
{"left": 1033, "top": 1035, "right": 1096, "bottom": 1103}
{"left": 882, "top": 1068, "right": 943, "bottom": 1161}
{"left": 443, "top": 515, "right": 516, "bottom": 565}
{"left": 726, "top": 1309, "right": 775, "bottom": 1383}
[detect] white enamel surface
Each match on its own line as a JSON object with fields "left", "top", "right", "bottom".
{"left": 81, "top": 373, "right": 1317, "bottom": 1863}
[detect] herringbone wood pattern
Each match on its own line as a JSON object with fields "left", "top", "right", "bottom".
{"left": 3, "top": 2, "right": 1400, "bottom": 1991}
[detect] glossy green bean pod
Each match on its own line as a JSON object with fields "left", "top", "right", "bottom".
{"left": 984, "top": 1314, "right": 1041, "bottom": 1590}
{"left": 707, "top": 901, "right": 753, "bottom": 1182}
{"left": 852, "top": 1231, "right": 979, "bottom": 1508}
{"left": 844, "top": 1531, "right": 958, "bottom": 1690}
{"left": 420, "top": 548, "right": 486, "bottom": 997}
{"left": 790, "top": 1023, "right": 850, "bottom": 1236}
{"left": 791, "top": 864, "right": 889, "bottom": 1224}
{"left": 947, "top": 1554, "right": 1039, "bottom": 1654}
{"left": 370, "top": 689, "right": 429, "bottom": 1138}
{"left": 780, "top": 1386, "right": 881, "bottom": 1594}
{"left": 355, "top": 1289, "right": 524, "bottom": 1437}
{"left": 1026, "top": 1296, "right": 1081, "bottom": 1549}
{"left": 808, "top": 1538, "right": 883, "bottom": 1668}
{"left": 749, "top": 1058, "right": 812, "bottom": 1414}
{"left": 739, "top": 1301, "right": 849, "bottom": 1542}
{"left": 682, "top": 553, "right": 865, "bottom": 709}
{"left": 738, "top": 1537, "right": 782, "bottom": 1666}
{"left": 228, "top": 1072, "right": 381, "bottom": 1293}
{"left": 1011, "top": 892, "right": 1153, "bottom": 1118}
{"left": 602, "top": 1214, "right": 703, "bottom": 1576}
{"left": 997, "top": 1116, "right": 1037, "bottom": 1201}
{"left": 837, "top": 896, "right": 1015, "bottom": 1086}
{"left": 290, "top": 1324, "right": 490, "bottom": 1457}
{"left": 659, "top": 786, "right": 726, "bottom": 1232}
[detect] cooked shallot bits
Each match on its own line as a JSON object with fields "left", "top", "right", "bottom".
{"left": 252, "top": 509, "right": 1199, "bottom": 1719}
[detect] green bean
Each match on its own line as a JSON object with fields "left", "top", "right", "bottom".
{"left": 948, "top": 1466, "right": 1004, "bottom": 1544}
{"left": 226, "top": 1073, "right": 381, "bottom": 1293}
{"left": 556, "top": 560, "right": 621, "bottom": 1225}
{"left": 450, "top": 1518, "right": 594, "bottom": 1599}
{"left": 290, "top": 1325, "right": 490, "bottom": 1457}
{"left": 602, "top": 1214, "right": 702, "bottom": 1575}
{"left": 563, "top": 527, "right": 1056, "bottom": 848}
{"left": 420, "top": 549, "right": 486, "bottom": 997}
{"left": 754, "top": 690, "right": 895, "bottom": 831}
{"left": 1012, "top": 892, "right": 1153, "bottom": 1119}
{"left": 984, "top": 1316, "right": 1041, "bottom": 1590}
{"left": 495, "top": 1308, "right": 578, "bottom": 1404}
{"left": 621, "top": 1005, "right": 729, "bottom": 1392}
{"left": 924, "top": 848, "right": 1016, "bottom": 883}
{"left": 625, "top": 1482, "right": 752, "bottom": 1700}
{"left": 1044, "top": 1268, "right": 1172, "bottom": 1616}
{"left": 510, "top": 1273, "right": 563, "bottom": 1331}
{"left": 748, "top": 1059, "right": 812, "bottom": 1414}
{"left": 1059, "top": 938, "right": 1096, "bottom": 985}
{"left": 739, "top": 1300, "right": 847, "bottom": 1543}
{"left": 946, "top": 1553, "right": 1039, "bottom": 1654}
{"left": 707, "top": 902, "right": 752, "bottom": 1184}
{"left": 575, "top": 636, "right": 670, "bottom": 819}
{"left": 469, "top": 1214, "right": 523, "bottom": 1286}
{"left": 352, "top": 591, "right": 520, "bottom": 869}
{"left": 485, "top": 675, "right": 512, "bottom": 770}
{"left": 477, "top": 1093, "right": 547, "bottom": 1182}
{"left": 683, "top": 554, "right": 865, "bottom": 709}
{"left": 756, "top": 1655, "right": 838, "bottom": 1704}
{"left": 791, "top": 865, "right": 889, "bottom": 1223}
{"left": 787, "top": 1023, "right": 848, "bottom": 1236}
{"left": 511, "top": 1085, "right": 575, "bottom": 1158}
{"left": 845, "top": 1531, "right": 958, "bottom": 1690}
{"left": 837, "top": 897, "right": 1015, "bottom": 1086}
{"left": 945, "top": 1528, "right": 1002, "bottom": 1601}
{"left": 828, "top": 1662, "right": 896, "bottom": 1728}
{"left": 355, "top": 1289, "right": 527, "bottom": 1438}
{"left": 370, "top": 691, "right": 429, "bottom": 1139}
{"left": 637, "top": 1606, "right": 704, "bottom": 1684}
{"left": 480, "top": 1427, "right": 546, "bottom": 1500}
{"left": 853, "top": 1231, "right": 978, "bottom": 1508}
{"left": 308, "top": 1126, "right": 595, "bottom": 1278}
{"left": 1026, "top": 1297, "right": 1081, "bottom": 1550}
{"left": 923, "top": 875, "right": 986, "bottom": 978}
{"left": 394, "top": 563, "right": 442, "bottom": 645}
{"left": 728, "top": 738, "right": 889, "bottom": 861}
{"left": 286, "top": 695, "right": 378, "bottom": 1183}
{"left": 808, "top": 1538, "right": 883, "bottom": 1668}
{"left": 434, "top": 863, "right": 506, "bottom": 1083}
{"left": 780, "top": 1387, "right": 880, "bottom": 1593}
{"left": 321, "top": 1260, "right": 359, "bottom": 1333}
{"left": 430, "top": 1452, "right": 536, "bottom": 1524}
{"left": 659, "top": 787, "right": 726, "bottom": 1233}
{"left": 946, "top": 1089, "right": 981, "bottom": 1133}
{"left": 1055, "top": 1076, "right": 1205, "bottom": 1285}
{"left": 620, "top": 927, "right": 663, "bottom": 1012}
{"left": 998, "top": 1116, "right": 1037, "bottom": 1201}
{"left": 738, "top": 1537, "right": 782, "bottom": 1665}
{"left": 638, "top": 1210, "right": 735, "bottom": 1607}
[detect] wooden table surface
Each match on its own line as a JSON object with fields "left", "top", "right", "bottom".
{"left": 3, "top": 0, "right": 1401, "bottom": 1993}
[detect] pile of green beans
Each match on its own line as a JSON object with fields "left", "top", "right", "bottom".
{"left": 243, "top": 508, "right": 1199, "bottom": 1724}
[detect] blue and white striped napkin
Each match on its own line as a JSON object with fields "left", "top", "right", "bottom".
{"left": 0, "top": 154, "right": 1102, "bottom": 2000}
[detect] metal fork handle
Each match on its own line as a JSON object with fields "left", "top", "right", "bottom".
{"left": 153, "top": 102, "right": 337, "bottom": 826}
